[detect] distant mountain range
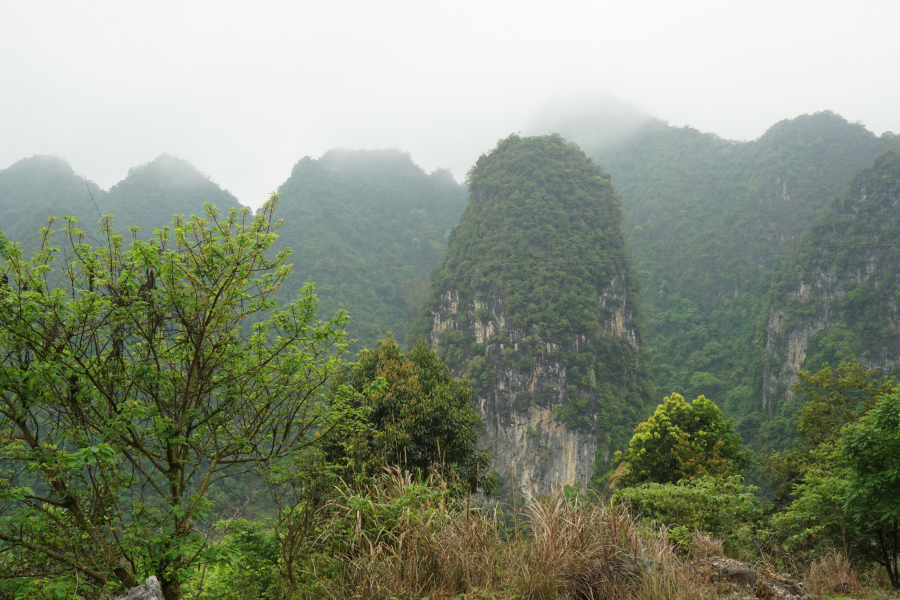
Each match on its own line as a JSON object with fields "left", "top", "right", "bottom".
{"left": 3, "top": 110, "right": 899, "bottom": 462}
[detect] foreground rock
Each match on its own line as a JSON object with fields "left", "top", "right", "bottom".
{"left": 114, "top": 576, "right": 165, "bottom": 600}
{"left": 691, "top": 557, "right": 812, "bottom": 600}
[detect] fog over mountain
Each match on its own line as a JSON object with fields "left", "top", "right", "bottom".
{"left": 2, "top": 1, "right": 898, "bottom": 208}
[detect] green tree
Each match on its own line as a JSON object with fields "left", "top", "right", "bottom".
{"left": 614, "top": 475, "right": 758, "bottom": 550}
{"left": 795, "top": 362, "right": 893, "bottom": 448}
{"left": 0, "top": 199, "right": 349, "bottom": 599}
{"left": 612, "top": 393, "right": 749, "bottom": 486}
{"left": 324, "top": 334, "right": 489, "bottom": 493}
{"left": 776, "top": 391, "right": 900, "bottom": 589}
{"left": 837, "top": 391, "right": 900, "bottom": 588}
{"left": 761, "top": 362, "right": 893, "bottom": 508}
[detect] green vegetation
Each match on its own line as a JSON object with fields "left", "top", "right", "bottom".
{"left": 586, "top": 112, "right": 900, "bottom": 451}
{"left": 194, "top": 467, "right": 725, "bottom": 600}
{"left": 771, "top": 363, "right": 900, "bottom": 589}
{"left": 0, "top": 156, "right": 104, "bottom": 257}
{"left": 766, "top": 150, "right": 900, "bottom": 426}
{"left": 0, "top": 200, "right": 349, "bottom": 598}
{"left": 273, "top": 149, "right": 466, "bottom": 349}
{"left": 615, "top": 475, "right": 759, "bottom": 552}
{"left": 100, "top": 154, "right": 243, "bottom": 237}
{"left": 0, "top": 154, "right": 242, "bottom": 253}
{"left": 611, "top": 393, "right": 750, "bottom": 486}
{"left": 3, "top": 115, "right": 900, "bottom": 598}
{"left": 410, "top": 134, "right": 653, "bottom": 459}
{"left": 323, "top": 334, "right": 490, "bottom": 492}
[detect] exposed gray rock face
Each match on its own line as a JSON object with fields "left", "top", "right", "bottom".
{"left": 114, "top": 576, "right": 165, "bottom": 600}
{"left": 430, "top": 279, "right": 642, "bottom": 499}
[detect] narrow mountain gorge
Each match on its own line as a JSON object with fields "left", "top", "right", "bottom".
{"left": 408, "top": 134, "right": 653, "bottom": 497}
{"left": 764, "top": 150, "right": 900, "bottom": 412}
{"left": 273, "top": 149, "right": 467, "bottom": 348}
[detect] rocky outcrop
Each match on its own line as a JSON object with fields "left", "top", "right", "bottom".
{"left": 114, "top": 576, "right": 164, "bottom": 600}
{"left": 763, "top": 150, "right": 900, "bottom": 412}
{"left": 411, "top": 134, "right": 651, "bottom": 498}
{"left": 691, "top": 557, "right": 812, "bottom": 600}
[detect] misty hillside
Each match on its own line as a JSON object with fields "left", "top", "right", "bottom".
{"left": 0, "top": 153, "right": 243, "bottom": 255}
{"left": 763, "top": 149, "right": 900, "bottom": 420}
{"left": 0, "top": 155, "right": 105, "bottom": 254}
{"left": 272, "top": 148, "right": 467, "bottom": 349}
{"left": 101, "top": 154, "right": 243, "bottom": 235}
{"left": 578, "top": 111, "right": 900, "bottom": 449}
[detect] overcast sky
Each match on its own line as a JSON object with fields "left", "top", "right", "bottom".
{"left": 2, "top": 0, "right": 898, "bottom": 208}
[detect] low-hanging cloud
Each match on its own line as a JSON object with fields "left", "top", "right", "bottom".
{"left": 524, "top": 91, "right": 655, "bottom": 151}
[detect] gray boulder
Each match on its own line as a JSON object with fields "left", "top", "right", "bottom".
{"left": 114, "top": 576, "right": 165, "bottom": 600}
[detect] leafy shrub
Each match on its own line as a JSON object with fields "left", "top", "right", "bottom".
{"left": 614, "top": 475, "right": 759, "bottom": 553}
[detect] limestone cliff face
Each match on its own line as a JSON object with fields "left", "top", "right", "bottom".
{"left": 763, "top": 150, "right": 900, "bottom": 411}
{"left": 409, "top": 134, "right": 651, "bottom": 498}
{"left": 429, "top": 273, "right": 642, "bottom": 498}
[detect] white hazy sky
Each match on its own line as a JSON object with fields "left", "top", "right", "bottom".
{"left": 2, "top": 0, "right": 898, "bottom": 208}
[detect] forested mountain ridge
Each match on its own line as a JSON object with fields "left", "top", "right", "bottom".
{"left": 0, "top": 155, "right": 105, "bottom": 254}
{"left": 764, "top": 149, "right": 900, "bottom": 414}
{"left": 0, "top": 153, "right": 242, "bottom": 246}
{"left": 584, "top": 111, "right": 900, "bottom": 448}
{"left": 0, "top": 149, "right": 464, "bottom": 351}
{"left": 101, "top": 153, "right": 243, "bottom": 236}
{"left": 272, "top": 148, "right": 467, "bottom": 349}
{"left": 409, "top": 134, "right": 653, "bottom": 497}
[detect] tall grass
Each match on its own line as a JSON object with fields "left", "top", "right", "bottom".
{"left": 804, "top": 549, "right": 861, "bottom": 598}
{"left": 305, "top": 469, "right": 716, "bottom": 600}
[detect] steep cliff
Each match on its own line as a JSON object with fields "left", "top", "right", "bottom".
{"left": 764, "top": 150, "right": 900, "bottom": 410}
{"left": 273, "top": 149, "right": 467, "bottom": 349}
{"left": 408, "top": 134, "right": 652, "bottom": 497}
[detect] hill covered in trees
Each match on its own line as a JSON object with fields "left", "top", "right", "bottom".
{"left": 5, "top": 121, "right": 900, "bottom": 600}
{"left": 0, "top": 155, "right": 105, "bottom": 255}
{"left": 574, "top": 112, "right": 900, "bottom": 449}
{"left": 764, "top": 149, "right": 900, "bottom": 424}
{"left": 409, "top": 134, "right": 653, "bottom": 496}
{"left": 100, "top": 153, "right": 243, "bottom": 236}
{"left": 0, "top": 154, "right": 242, "bottom": 250}
{"left": 272, "top": 149, "right": 467, "bottom": 349}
